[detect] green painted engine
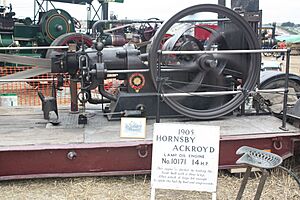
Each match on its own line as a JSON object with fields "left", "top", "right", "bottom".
{"left": 37, "top": 9, "right": 75, "bottom": 45}
{"left": 0, "top": 6, "right": 75, "bottom": 56}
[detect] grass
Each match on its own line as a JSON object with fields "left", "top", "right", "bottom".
{"left": 0, "top": 169, "right": 299, "bottom": 200}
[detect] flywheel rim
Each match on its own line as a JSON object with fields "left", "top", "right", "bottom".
{"left": 148, "top": 4, "right": 261, "bottom": 119}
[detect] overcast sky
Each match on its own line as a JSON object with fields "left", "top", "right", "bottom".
{"left": 4, "top": 0, "right": 300, "bottom": 24}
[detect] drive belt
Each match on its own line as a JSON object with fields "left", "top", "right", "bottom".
{"left": 0, "top": 53, "right": 51, "bottom": 68}
{"left": 0, "top": 54, "right": 52, "bottom": 83}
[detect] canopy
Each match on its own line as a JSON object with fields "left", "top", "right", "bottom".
{"left": 276, "top": 35, "right": 300, "bottom": 43}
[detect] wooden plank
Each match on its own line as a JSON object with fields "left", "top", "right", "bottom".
{"left": 229, "top": 167, "right": 260, "bottom": 174}
{"left": 0, "top": 128, "right": 84, "bottom": 146}
{"left": 0, "top": 107, "right": 299, "bottom": 147}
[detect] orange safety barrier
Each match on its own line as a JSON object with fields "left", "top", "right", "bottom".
{"left": 0, "top": 66, "right": 120, "bottom": 107}
{"left": 0, "top": 66, "right": 71, "bottom": 106}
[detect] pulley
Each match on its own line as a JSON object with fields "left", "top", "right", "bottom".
{"left": 39, "top": 9, "right": 75, "bottom": 44}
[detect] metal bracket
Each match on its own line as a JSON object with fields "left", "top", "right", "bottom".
{"left": 272, "top": 137, "right": 283, "bottom": 151}
{"left": 136, "top": 145, "right": 148, "bottom": 158}
{"left": 37, "top": 81, "right": 58, "bottom": 120}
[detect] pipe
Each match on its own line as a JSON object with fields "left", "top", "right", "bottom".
{"left": 101, "top": 2, "right": 109, "bottom": 20}
{"left": 105, "top": 66, "right": 195, "bottom": 74}
{"left": 162, "top": 90, "right": 242, "bottom": 97}
{"left": 98, "top": 82, "right": 117, "bottom": 101}
{"left": 161, "top": 49, "right": 287, "bottom": 55}
{"left": 91, "top": 18, "right": 230, "bottom": 38}
{"left": 0, "top": 78, "right": 59, "bottom": 82}
{"left": 161, "top": 89, "right": 286, "bottom": 97}
{"left": 0, "top": 46, "right": 68, "bottom": 50}
{"left": 69, "top": 78, "right": 78, "bottom": 113}
{"left": 92, "top": 20, "right": 163, "bottom": 38}
{"left": 281, "top": 49, "right": 291, "bottom": 130}
{"left": 87, "top": 90, "right": 110, "bottom": 104}
{"left": 88, "top": 97, "right": 110, "bottom": 104}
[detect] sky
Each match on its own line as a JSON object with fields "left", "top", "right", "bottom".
{"left": 3, "top": 0, "right": 300, "bottom": 24}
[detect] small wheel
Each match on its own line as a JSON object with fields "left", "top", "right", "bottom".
{"left": 272, "top": 45, "right": 280, "bottom": 58}
{"left": 262, "top": 47, "right": 273, "bottom": 57}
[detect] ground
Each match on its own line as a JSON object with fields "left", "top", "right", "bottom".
{"left": 262, "top": 55, "right": 300, "bottom": 75}
{"left": 278, "top": 55, "right": 300, "bottom": 75}
{"left": 0, "top": 170, "right": 299, "bottom": 200}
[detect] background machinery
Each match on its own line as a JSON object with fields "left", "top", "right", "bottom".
{"left": 261, "top": 23, "right": 279, "bottom": 57}
{"left": 0, "top": 0, "right": 123, "bottom": 57}
{"left": 0, "top": 5, "right": 76, "bottom": 57}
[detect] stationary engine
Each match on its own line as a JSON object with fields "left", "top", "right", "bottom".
{"left": 48, "top": 4, "right": 261, "bottom": 120}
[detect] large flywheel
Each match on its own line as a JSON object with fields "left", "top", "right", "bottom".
{"left": 148, "top": 4, "right": 261, "bottom": 119}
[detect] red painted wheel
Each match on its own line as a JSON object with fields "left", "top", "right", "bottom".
{"left": 46, "top": 33, "right": 93, "bottom": 58}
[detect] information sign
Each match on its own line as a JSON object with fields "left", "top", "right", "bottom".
{"left": 120, "top": 117, "right": 146, "bottom": 139}
{"left": 151, "top": 123, "right": 220, "bottom": 194}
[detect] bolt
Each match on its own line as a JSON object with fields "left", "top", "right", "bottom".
{"left": 67, "top": 151, "right": 77, "bottom": 160}
{"left": 205, "top": 59, "right": 218, "bottom": 68}
{"left": 56, "top": 25, "right": 63, "bottom": 31}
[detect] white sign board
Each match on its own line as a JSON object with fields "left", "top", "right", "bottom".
{"left": 151, "top": 123, "right": 220, "bottom": 193}
{"left": 120, "top": 117, "right": 146, "bottom": 139}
